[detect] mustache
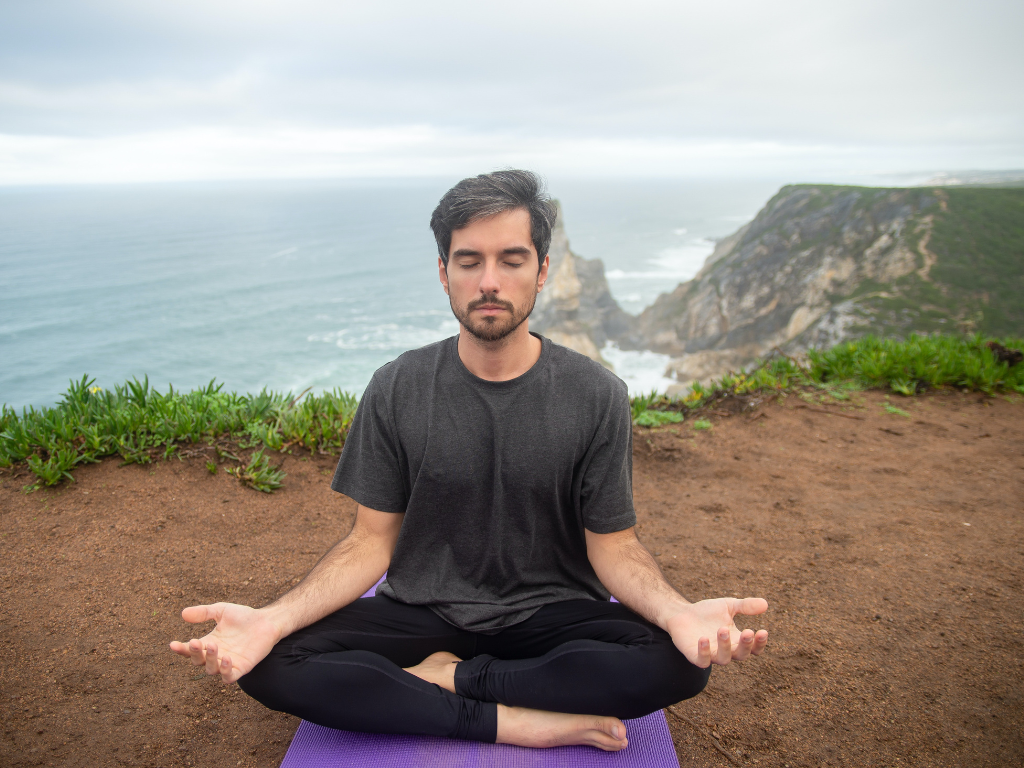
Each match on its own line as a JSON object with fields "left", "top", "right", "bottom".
{"left": 467, "top": 294, "right": 515, "bottom": 312}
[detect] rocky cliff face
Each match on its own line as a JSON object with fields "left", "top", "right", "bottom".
{"left": 530, "top": 203, "right": 633, "bottom": 363}
{"left": 535, "top": 184, "right": 1022, "bottom": 390}
{"left": 620, "top": 185, "right": 961, "bottom": 390}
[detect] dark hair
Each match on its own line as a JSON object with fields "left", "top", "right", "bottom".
{"left": 430, "top": 170, "right": 557, "bottom": 268}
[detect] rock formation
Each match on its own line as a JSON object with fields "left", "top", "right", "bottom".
{"left": 530, "top": 202, "right": 632, "bottom": 364}
{"left": 620, "top": 184, "right": 1024, "bottom": 392}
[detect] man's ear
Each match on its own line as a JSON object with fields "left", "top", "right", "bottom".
{"left": 438, "top": 256, "right": 449, "bottom": 295}
{"left": 536, "top": 254, "right": 550, "bottom": 292}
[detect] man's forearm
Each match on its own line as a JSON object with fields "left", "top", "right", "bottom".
{"left": 260, "top": 509, "right": 399, "bottom": 640}
{"left": 586, "top": 528, "right": 691, "bottom": 631}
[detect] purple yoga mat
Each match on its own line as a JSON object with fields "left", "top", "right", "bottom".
{"left": 278, "top": 577, "right": 680, "bottom": 768}
{"left": 280, "top": 712, "right": 679, "bottom": 768}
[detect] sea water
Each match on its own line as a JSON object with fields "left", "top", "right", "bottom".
{"left": 0, "top": 177, "right": 780, "bottom": 409}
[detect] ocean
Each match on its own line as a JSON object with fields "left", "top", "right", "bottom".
{"left": 0, "top": 177, "right": 781, "bottom": 410}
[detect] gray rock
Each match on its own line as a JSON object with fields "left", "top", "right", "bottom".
{"left": 621, "top": 185, "right": 945, "bottom": 389}
{"left": 530, "top": 202, "right": 633, "bottom": 364}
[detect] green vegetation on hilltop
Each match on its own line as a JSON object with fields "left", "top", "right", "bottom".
{"left": 798, "top": 184, "right": 1024, "bottom": 339}
{"left": 927, "top": 187, "right": 1024, "bottom": 335}
{"left": 4, "top": 335, "right": 1022, "bottom": 490}
{"left": 833, "top": 186, "right": 1024, "bottom": 339}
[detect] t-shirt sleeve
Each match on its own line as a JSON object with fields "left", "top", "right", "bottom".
{"left": 330, "top": 371, "right": 408, "bottom": 513}
{"left": 579, "top": 380, "right": 637, "bottom": 533}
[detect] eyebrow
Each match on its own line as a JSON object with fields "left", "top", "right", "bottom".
{"left": 451, "top": 246, "right": 532, "bottom": 258}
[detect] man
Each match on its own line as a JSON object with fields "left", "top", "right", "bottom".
{"left": 170, "top": 170, "right": 768, "bottom": 752}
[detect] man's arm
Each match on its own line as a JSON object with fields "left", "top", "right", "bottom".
{"left": 585, "top": 526, "right": 768, "bottom": 668}
{"left": 169, "top": 504, "right": 403, "bottom": 683}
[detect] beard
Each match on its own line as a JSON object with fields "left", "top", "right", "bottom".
{"left": 451, "top": 290, "right": 538, "bottom": 343}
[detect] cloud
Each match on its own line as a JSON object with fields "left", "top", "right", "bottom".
{"left": 1, "top": 0, "right": 1022, "bottom": 182}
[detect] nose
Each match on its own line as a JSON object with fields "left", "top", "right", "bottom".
{"left": 478, "top": 259, "right": 501, "bottom": 296}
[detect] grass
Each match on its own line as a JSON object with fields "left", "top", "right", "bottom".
{"left": 629, "top": 333, "right": 1024, "bottom": 426}
{"left": 3, "top": 334, "right": 1022, "bottom": 491}
{"left": 883, "top": 404, "right": 912, "bottom": 417}
{"left": 226, "top": 448, "right": 286, "bottom": 493}
{"left": 1, "top": 376, "right": 357, "bottom": 491}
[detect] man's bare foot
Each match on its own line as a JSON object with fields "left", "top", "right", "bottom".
{"left": 496, "top": 704, "right": 628, "bottom": 751}
{"left": 403, "top": 651, "right": 460, "bottom": 693}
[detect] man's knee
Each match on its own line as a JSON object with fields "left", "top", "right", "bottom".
{"left": 237, "top": 652, "right": 295, "bottom": 713}
{"left": 613, "top": 640, "right": 712, "bottom": 718}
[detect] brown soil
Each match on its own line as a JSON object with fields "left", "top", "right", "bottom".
{"left": 2, "top": 389, "right": 1022, "bottom": 768}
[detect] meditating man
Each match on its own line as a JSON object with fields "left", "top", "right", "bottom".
{"left": 170, "top": 170, "right": 769, "bottom": 752}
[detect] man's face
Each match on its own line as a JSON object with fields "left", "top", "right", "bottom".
{"left": 439, "top": 208, "right": 549, "bottom": 343}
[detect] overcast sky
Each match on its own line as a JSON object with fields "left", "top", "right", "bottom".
{"left": 1, "top": 0, "right": 1021, "bottom": 184}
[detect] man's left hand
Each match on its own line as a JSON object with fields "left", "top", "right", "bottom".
{"left": 665, "top": 597, "right": 769, "bottom": 668}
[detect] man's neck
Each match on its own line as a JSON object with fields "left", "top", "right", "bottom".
{"left": 457, "top": 322, "right": 542, "bottom": 382}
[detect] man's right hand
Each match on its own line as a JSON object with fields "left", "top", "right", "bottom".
{"left": 169, "top": 603, "right": 282, "bottom": 684}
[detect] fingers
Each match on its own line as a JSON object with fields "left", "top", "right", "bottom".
{"left": 727, "top": 628, "right": 769, "bottom": 663}
{"left": 205, "top": 641, "right": 221, "bottom": 675}
{"left": 219, "top": 655, "right": 237, "bottom": 683}
{"left": 696, "top": 636, "right": 712, "bottom": 668}
{"left": 168, "top": 640, "right": 191, "bottom": 658}
{"left": 751, "top": 629, "right": 769, "bottom": 656}
{"left": 188, "top": 638, "right": 207, "bottom": 666}
{"left": 732, "top": 629, "right": 756, "bottom": 661}
{"left": 172, "top": 638, "right": 237, "bottom": 681}
{"left": 181, "top": 604, "right": 222, "bottom": 624}
{"left": 728, "top": 597, "right": 769, "bottom": 617}
{"left": 168, "top": 638, "right": 238, "bottom": 682}
{"left": 714, "top": 627, "right": 733, "bottom": 664}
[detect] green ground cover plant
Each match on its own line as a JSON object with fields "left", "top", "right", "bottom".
{"left": 883, "top": 404, "right": 912, "bottom": 417}
{"left": 3, "top": 334, "right": 1021, "bottom": 490}
{"left": 630, "top": 333, "right": 1023, "bottom": 423}
{"left": 1, "top": 376, "right": 357, "bottom": 490}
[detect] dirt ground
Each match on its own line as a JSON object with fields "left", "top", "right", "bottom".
{"left": 1, "top": 389, "right": 1022, "bottom": 768}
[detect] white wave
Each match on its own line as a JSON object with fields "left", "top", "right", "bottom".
{"left": 607, "top": 238, "right": 715, "bottom": 286}
{"left": 672, "top": 228, "right": 688, "bottom": 235}
{"left": 650, "top": 241, "right": 715, "bottom": 280}
{"left": 602, "top": 344, "right": 675, "bottom": 395}
{"left": 308, "top": 320, "right": 458, "bottom": 351}
{"left": 269, "top": 246, "right": 299, "bottom": 258}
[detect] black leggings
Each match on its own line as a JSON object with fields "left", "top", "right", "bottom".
{"left": 238, "top": 595, "right": 710, "bottom": 743}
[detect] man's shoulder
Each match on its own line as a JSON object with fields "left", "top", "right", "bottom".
{"left": 370, "top": 337, "right": 451, "bottom": 383}
{"left": 543, "top": 337, "right": 628, "bottom": 400}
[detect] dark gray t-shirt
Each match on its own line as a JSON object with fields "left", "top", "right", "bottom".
{"left": 331, "top": 333, "right": 636, "bottom": 632}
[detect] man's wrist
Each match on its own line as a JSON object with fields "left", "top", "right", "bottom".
{"left": 257, "top": 602, "right": 295, "bottom": 642}
{"left": 655, "top": 597, "right": 693, "bottom": 633}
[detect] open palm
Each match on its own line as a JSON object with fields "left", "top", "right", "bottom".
{"left": 666, "top": 597, "right": 769, "bottom": 668}
{"left": 169, "top": 603, "right": 281, "bottom": 684}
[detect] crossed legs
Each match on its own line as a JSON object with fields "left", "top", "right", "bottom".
{"left": 237, "top": 595, "right": 710, "bottom": 750}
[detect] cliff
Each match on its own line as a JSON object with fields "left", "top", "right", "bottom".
{"left": 620, "top": 185, "right": 1024, "bottom": 391}
{"left": 530, "top": 202, "right": 633, "bottom": 363}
